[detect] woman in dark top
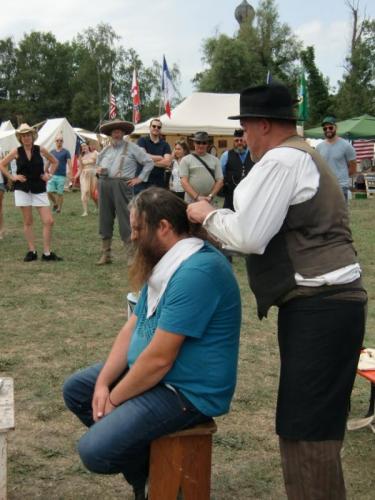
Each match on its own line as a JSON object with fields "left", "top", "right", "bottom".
{"left": 0, "top": 123, "right": 63, "bottom": 261}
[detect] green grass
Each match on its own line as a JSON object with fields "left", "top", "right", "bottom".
{"left": 0, "top": 192, "right": 374, "bottom": 499}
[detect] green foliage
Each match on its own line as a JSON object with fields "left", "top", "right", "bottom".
{"left": 194, "top": 0, "right": 301, "bottom": 92}
{"left": 0, "top": 23, "right": 181, "bottom": 129}
{"left": 300, "top": 46, "right": 332, "bottom": 127}
{"left": 336, "top": 19, "right": 375, "bottom": 119}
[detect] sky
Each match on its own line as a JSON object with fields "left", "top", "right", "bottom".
{"left": 1, "top": 0, "right": 374, "bottom": 97}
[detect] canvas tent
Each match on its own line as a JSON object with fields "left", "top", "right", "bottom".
{"left": 36, "top": 118, "right": 77, "bottom": 158}
{"left": 0, "top": 121, "right": 18, "bottom": 153}
{"left": 134, "top": 92, "right": 241, "bottom": 136}
{"left": 305, "top": 115, "right": 375, "bottom": 140}
{"left": 0, "top": 118, "right": 77, "bottom": 157}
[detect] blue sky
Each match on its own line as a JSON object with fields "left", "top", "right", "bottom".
{"left": 1, "top": 0, "right": 374, "bottom": 96}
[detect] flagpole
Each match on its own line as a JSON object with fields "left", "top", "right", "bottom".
{"left": 159, "top": 56, "right": 164, "bottom": 116}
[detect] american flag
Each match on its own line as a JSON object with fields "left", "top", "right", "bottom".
{"left": 131, "top": 69, "right": 141, "bottom": 124}
{"left": 109, "top": 93, "right": 117, "bottom": 120}
{"left": 353, "top": 140, "right": 375, "bottom": 166}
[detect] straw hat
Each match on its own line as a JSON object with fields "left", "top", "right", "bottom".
{"left": 99, "top": 119, "right": 134, "bottom": 136}
{"left": 15, "top": 123, "right": 38, "bottom": 142}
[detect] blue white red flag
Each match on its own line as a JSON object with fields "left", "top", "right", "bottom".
{"left": 161, "top": 55, "right": 175, "bottom": 118}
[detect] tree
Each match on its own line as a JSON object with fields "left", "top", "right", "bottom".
{"left": 13, "top": 31, "right": 74, "bottom": 124}
{"left": 194, "top": 0, "right": 301, "bottom": 92}
{"left": 300, "top": 46, "right": 332, "bottom": 127}
{"left": 0, "top": 37, "right": 17, "bottom": 122}
{"left": 335, "top": 2, "right": 375, "bottom": 117}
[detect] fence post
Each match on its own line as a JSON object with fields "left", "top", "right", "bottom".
{"left": 0, "top": 378, "right": 15, "bottom": 500}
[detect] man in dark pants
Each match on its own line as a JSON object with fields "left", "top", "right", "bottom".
{"left": 220, "top": 129, "right": 254, "bottom": 210}
{"left": 96, "top": 119, "right": 153, "bottom": 264}
{"left": 137, "top": 118, "right": 172, "bottom": 191}
{"left": 187, "top": 82, "right": 367, "bottom": 500}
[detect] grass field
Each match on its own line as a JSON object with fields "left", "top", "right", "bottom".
{"left": 0, "top": 191, "right": 374, "bottom": 499}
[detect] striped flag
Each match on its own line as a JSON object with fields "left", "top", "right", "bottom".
{"left": 161, "top": 55, "right": 175, "bottom": 118}
{"left": 109, "top": 93, "right": 117, "bottom": 120}
{"left": 353, "top": 140, "right": 375, "bottom": 166}
{"left": 131, "top": 69, "right": 141, "bottom": 124}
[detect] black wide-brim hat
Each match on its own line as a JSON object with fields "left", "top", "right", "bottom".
{"left": 99, "top": 119, "right": 135, "bottom": 136}
{"left": 228, "top": 83, "right": 297, "bottom": 121}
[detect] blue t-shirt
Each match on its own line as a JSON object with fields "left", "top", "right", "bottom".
{"left": 316, "top": 138, "right": 356, "bottom": 188}
{"left": 50, "top": 148, "right": 71, "bottom": 176}
{"left": 130, "top": 242, "right": 242, "bottom": 417}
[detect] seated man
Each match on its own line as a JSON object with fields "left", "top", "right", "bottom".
{"left": 63, "top": 187, "right": 241, "bottom": 500}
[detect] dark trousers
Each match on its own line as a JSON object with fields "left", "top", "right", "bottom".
{"left": 63, "top": 363, "right": 209, "bottom": 491}
{"left": 277, "top": 295, "right": 366, "bottom": 498}
{"left": 98, "top": 178, "right": 133, "bottom": 242}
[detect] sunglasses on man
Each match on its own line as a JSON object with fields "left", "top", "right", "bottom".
{"left": 195, "top": 141, "right": 208, "bottom": 145}
{"left": 323, "top": 125, "right": 335, "bottom": 131}
{"left": 151, "top": 125, "right": 162, "bottom": 130}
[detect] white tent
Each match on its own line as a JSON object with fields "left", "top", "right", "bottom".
{"left": 36, "top": 118, "right": 77, "bottom": 158}
{"left": 134, "top": 92, "right": 241, "bottom": 136}
{"left": 74, "top": 127, "right": 107, "bottom": 144}
{"left": 0, "top": 121, "right": 18, "bottom": 153}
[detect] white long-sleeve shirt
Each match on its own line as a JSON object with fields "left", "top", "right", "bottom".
{"left": 203, "top": 147, "right": 360, "bottom": 286}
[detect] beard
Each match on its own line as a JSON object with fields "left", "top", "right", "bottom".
{"left": 128, "top": 233, "right": 166, "bottom": 291}
{"left": 324, "top": 129, "right": 337, "bottom": 139}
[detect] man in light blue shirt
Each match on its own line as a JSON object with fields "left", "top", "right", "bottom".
{"left": 96, "top": 119, "right": 154, "bottom": 264}
{"left": 316, "top": 116, "right": 357, "bottom": 201}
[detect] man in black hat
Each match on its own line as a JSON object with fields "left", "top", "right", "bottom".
{"left": 179, "top": 131, "right": 223, "bottom": 203}
{"left": 96, "top": 119, "right": 154, "bottom": 264}
{"left": 188, "top": 83, "right": 366, "bottom": 499}
{"left": 220, "top": 129, "right": 254, "bottom": 210}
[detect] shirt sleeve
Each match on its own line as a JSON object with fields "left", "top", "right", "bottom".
{"left": 132, "top": 143, "right": 154, "bottom": 181}
{"left": 66, "top": 150, "right": 71, "bottom": 160}
{"left": 163, "top": 142, "right": 172, "bottom": 155}
{"left": 203, "top": 158, "right": 297, "bottom": 254}
{"left": 345, "top": 142, "right": 356, "bottom": 162}
{"left": 220, "top": 151, "right": 229, "bottom": 175}
{"left": 178, "top": 156, "right": 190, "bottom": 177}
{"left": 157, "top": 267, "right": 221, "bottom": 338}
{"left": 214, "top": 157, "right": 224, "bottom": 180}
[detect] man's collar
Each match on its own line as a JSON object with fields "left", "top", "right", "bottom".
{"left": 149, "top": 134, "right": 160, "bottom": 144}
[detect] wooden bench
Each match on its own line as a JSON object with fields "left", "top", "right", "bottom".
{"left": 148, "top": 419, "right": 217, "bottom": 500}
{"left": 357, "top": 369, "right": 375, "bottom": 417}
{"left": 0, "top": 378, "right": 15, "bottom": 500}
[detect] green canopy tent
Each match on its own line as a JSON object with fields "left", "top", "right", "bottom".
{"left": 305, "top": 114, "right": 375, "bottom": 140}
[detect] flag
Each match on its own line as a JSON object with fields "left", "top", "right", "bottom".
{"left": 109, "top": 92, "right": 117, "bottom": 120}
{"left": 161, "top": 55, "right": 175, "bottom": 118}
{"left": 72, "top": 134, "right": 86, "bottom": 183}
{"left": 131, "top": 69, "right": 141, "bottom": 124}
{"left": 297, "top": 70, "right": 309, "bottom": 122}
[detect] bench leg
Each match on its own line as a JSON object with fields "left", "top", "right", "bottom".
{"left": 180, "top": 435, "right": 212, "bottom": 500}
{"left": 149, "top": 437, "right": 184, "bottom": 500}
{"left": 0, "top": 433, "right": 7, "bottom": 500}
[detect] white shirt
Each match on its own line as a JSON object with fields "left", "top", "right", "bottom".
{"left": 204, "top": 147, "right": 360, "bottom": 286}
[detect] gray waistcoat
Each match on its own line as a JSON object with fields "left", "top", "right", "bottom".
{"left": 246, "top": 136, "right": 358, "bottom": 319}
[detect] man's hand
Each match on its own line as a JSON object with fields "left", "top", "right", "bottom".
{"left": 127, "top": 177, "right": 142, "bottom": 187}
{"left": 187, "top": 200, "right": 215, "bottom": 223}
{"left": 40, "top": 173, "right": 51, "bottom": 183}
{"left": 92, "top": 383, "right": 110, "bottom": 422}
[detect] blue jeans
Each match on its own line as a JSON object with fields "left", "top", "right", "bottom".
{"left": 63, "top": 363, "right": 210, "bottom": 491}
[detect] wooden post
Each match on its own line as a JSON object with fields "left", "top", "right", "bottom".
{"left": 0, "top": 378, "right": 15, "bottom": 500}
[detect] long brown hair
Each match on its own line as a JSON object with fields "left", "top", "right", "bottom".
{"left": 128, "top": 187, "right": 209, "bottom": 290}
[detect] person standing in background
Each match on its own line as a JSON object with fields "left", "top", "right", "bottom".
{"left": 316, "top": 116, "right": 357, "bottom": 202}
{"left": 170, "top": 140, "right": 190, "bottom": 199}
{"left": 220, "top": 129, "right": 254, "bottom": 210}
{"left": 137, "top": 118, "right": 171, "bottom": 192}
{"left": 74, "top": 142, "right": 98, "bottom": 216}
{"left": 47, "top": 136, "right": 72, "bottom": 213}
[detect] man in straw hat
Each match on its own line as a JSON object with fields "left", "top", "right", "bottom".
{"left": 188, "top": 82, "right": 367, "bottom": 499}
{"left": 96, "top": 118, "right": 153, "bottom": 265}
